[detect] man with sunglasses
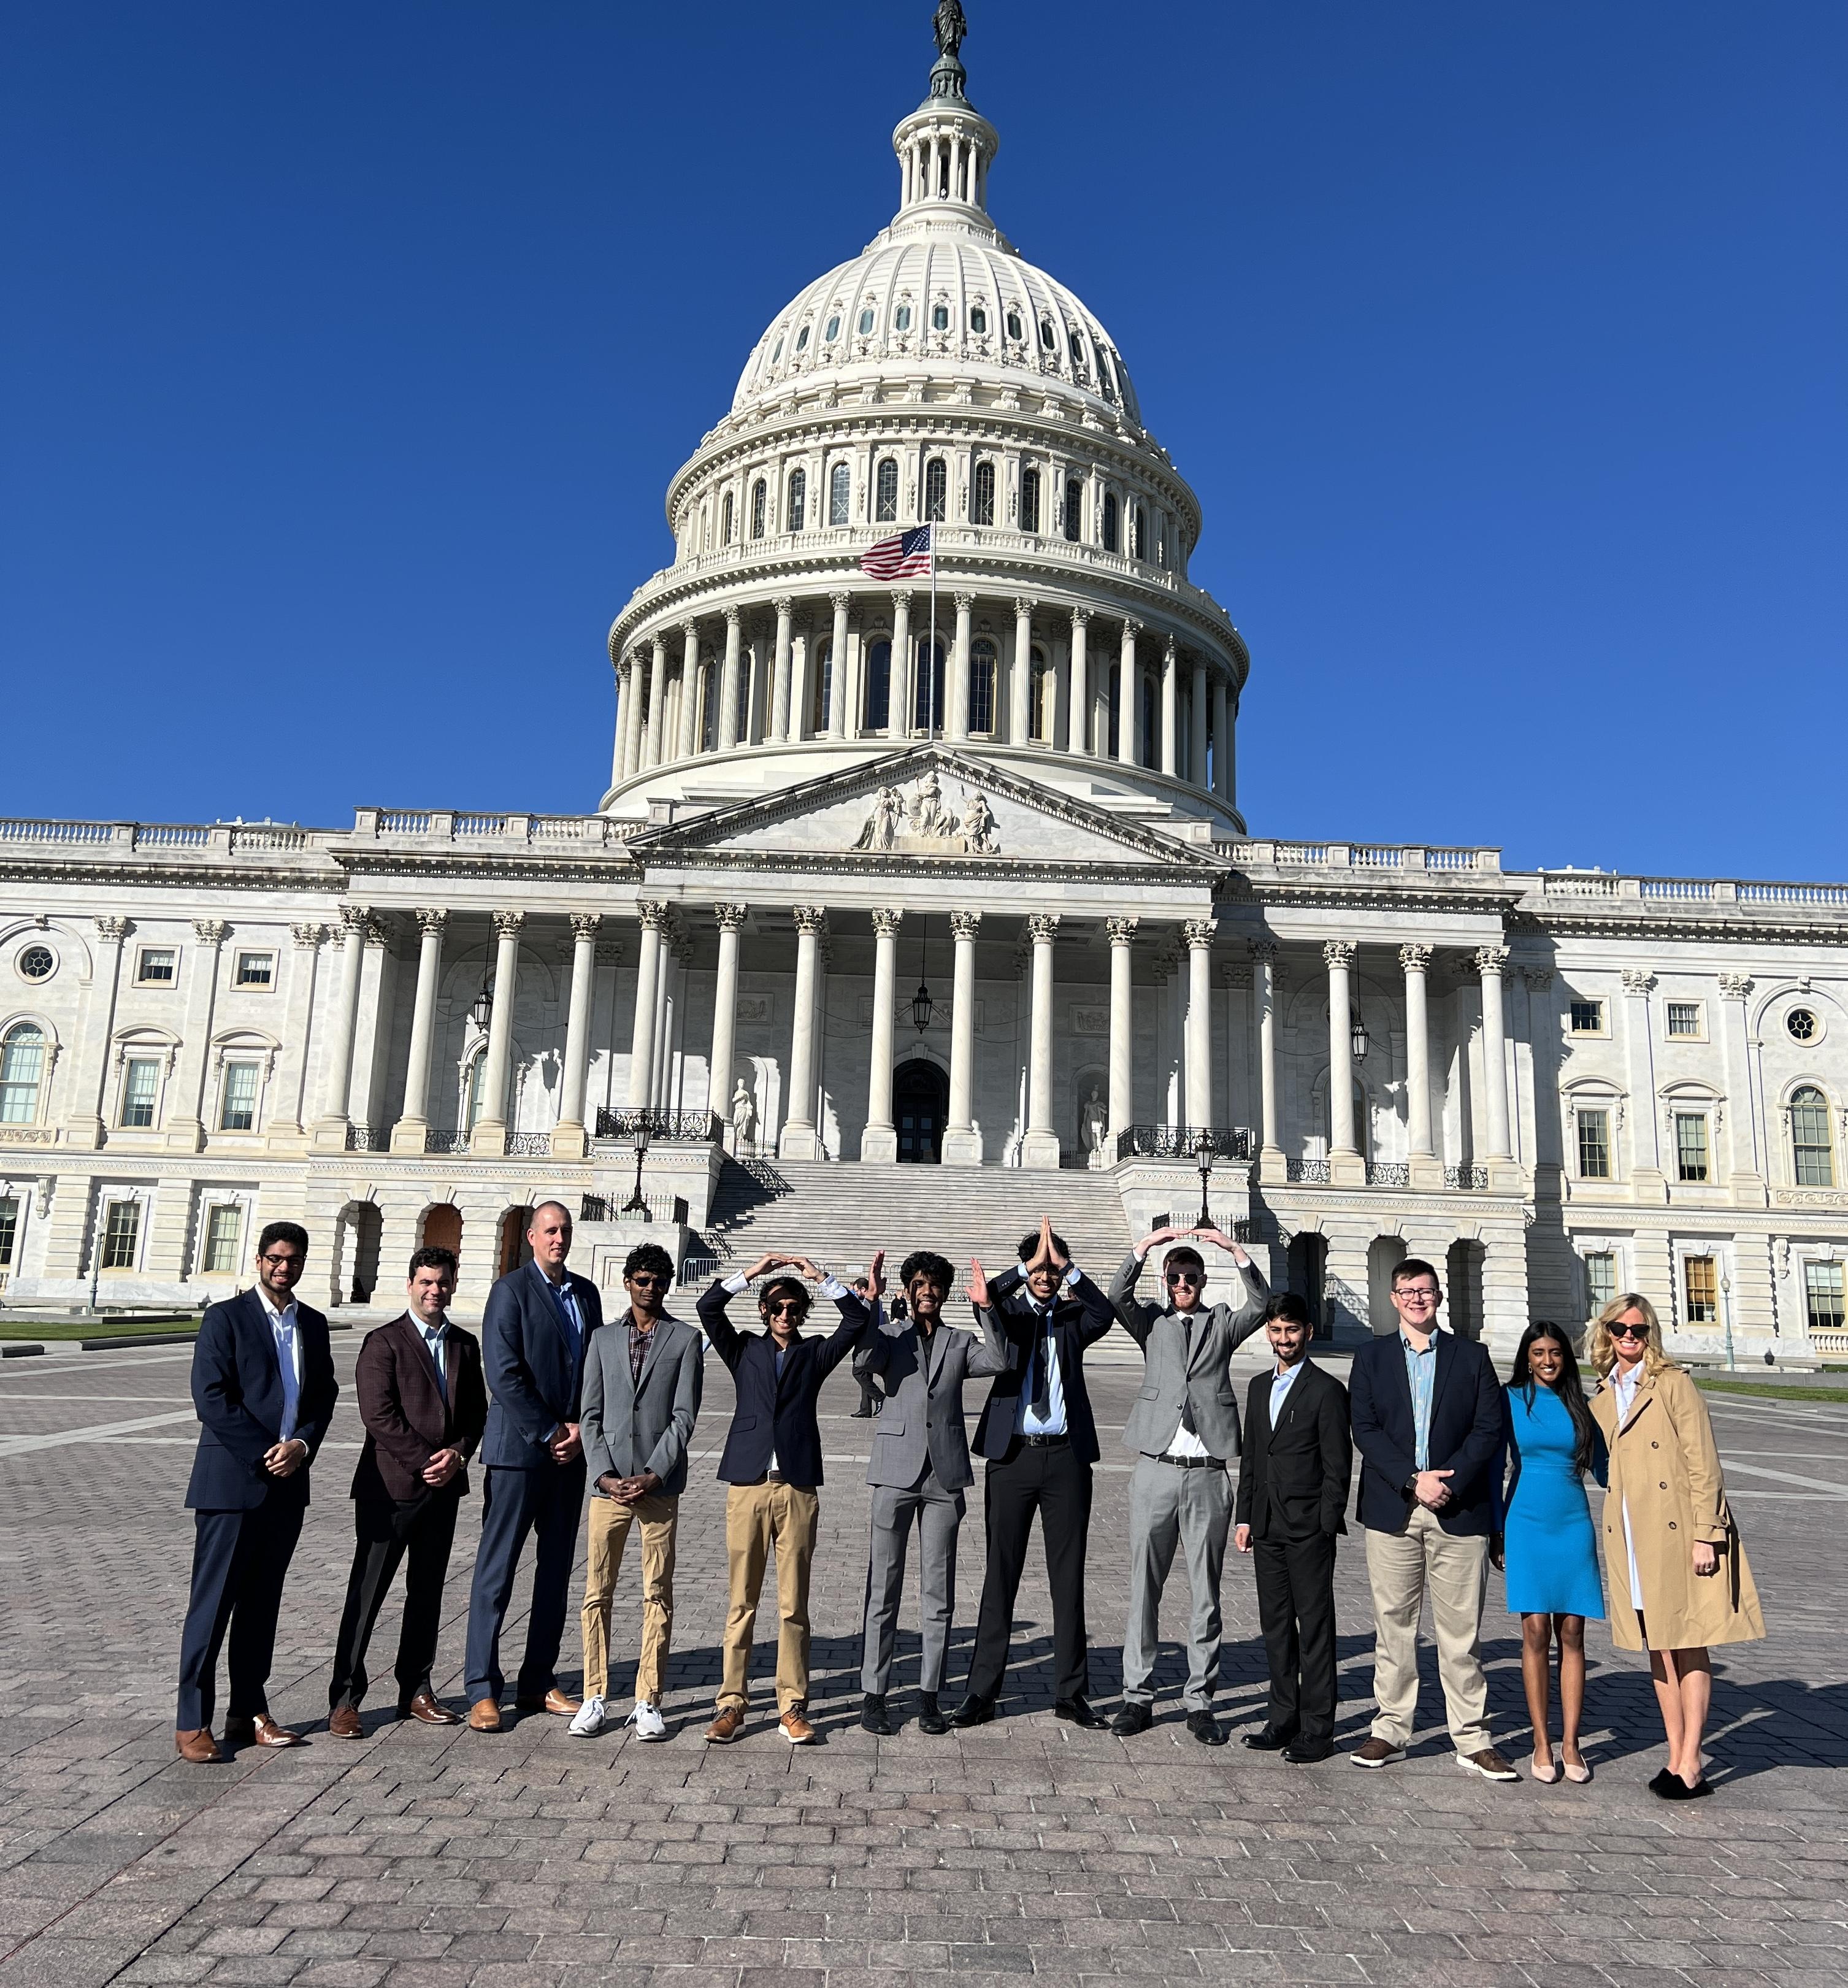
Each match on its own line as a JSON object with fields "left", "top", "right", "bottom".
{"left": 569, "top": 1242, "right": 704, "bottom": 1741}
{"left": 1107, "top": 1223, "right": 1269, "bottom": 1744}
{"left": 698, "top": 1251, "right": 877, "bottom": 1744}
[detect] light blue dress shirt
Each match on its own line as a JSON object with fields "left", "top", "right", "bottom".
{"left": 261, "top": 1294, "right": 301, "bottom": 1445}
{"left": 1014, "top": 1265, "right": 1079, "bottom": 1438}
{"left": 421, "top": 1318, "right": 449, "bottom": 1397}
{"left": 1401, "top": 1330, "right": 1438, "bottom": 1472}
{"left": 1268, "top": 1359, "right": 1304, "bottom": 1428}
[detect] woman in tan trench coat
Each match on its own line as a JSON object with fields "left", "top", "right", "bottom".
{"left": 1589, "top": 1294, "right": 1765, "bottom": 1800}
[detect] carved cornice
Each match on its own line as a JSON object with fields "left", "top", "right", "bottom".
{"left": 1026, "top": 913, "right": 1060, "bottom": 945}
{"left": 415, "top": 907, "right": 450, "bottom": 934}
{"left": 871, "top": 907, "right": 904, "bottom": 937}
{"left": 1322, "top": 941, "right": 1356, "bottom": 972}
{"left": 950, "top": 910, "right": 983, "bottom": 942}
{"left": 1183, "top": 918, "right": 1217, "bottom": 949}
{"left": 1398, "top": 943, "right": 1433, "bottom": 973}
{"left": 1105, "top": 916, "right": 1138, "bottom": 946}
{"left": 568, "top": 913, "right": 604, "bottom": 942}
{"left": 714, "top": 902, "right": 750, "bottom": 933}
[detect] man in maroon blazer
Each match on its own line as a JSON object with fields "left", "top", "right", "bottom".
{"left": 328, "top": 1245, "right": 488, "bottom": 1734}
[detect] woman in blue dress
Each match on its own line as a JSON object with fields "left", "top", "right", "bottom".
{"left": 1498, "top": 1322, "right": 1607, "bottom": 1783}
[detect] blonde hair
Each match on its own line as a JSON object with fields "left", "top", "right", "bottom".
{"left": 1587, "top": 1292, "right": 1679, "bottom": 1381}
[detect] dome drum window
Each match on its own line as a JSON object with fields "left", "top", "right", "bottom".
{"left": 875, "top": 458, "right": 899, "bottom": 523}
{"left": 1005, "top": 309, "right": 1023, "bottom": 341}
{"left": 1039, "top": 318, "right": 1056, "bottom": 351}
{"left": 970, "top": 306, "right": 987, "bottom": 335}
{"left": 786, "top": 468, "right": 806, "bottom": 533}
{"left": 968, "top": 637, "right": 998, "bottom": 734}
{"left": 858, "top": 307, "right": 876, "bottom": 334}
{"left": 823, "top": 314, "right": 840, "bottom": 341}
{"left": 721, "top": 490, "right": 734, "bottom": 544}
{"left": 972, "top": 459, "right": 995, "bottom": 528}
{"left": 1020, "top": 466, "right": 1041, "bottom": 534}
{"left": 751, "top": 480, "right": 767, "bottom": 539}
{"left": 829, "top": 461, "right": 851, "bottom": 527}
{"left": 931, "top": 304, "right": 949, "bottom": 331}
{"left": 894, "top": 304, "right": 913, "bottom": 332}
{"left": 1063, "top": 477, "right": 1083, "bottom": 543}
{"left": 924, "top": 457, "right": 948, "bottom": 523}
{"left": 772, "top": 337, "right": 784, "bottom": 363}
{"left": 1102, "top": 491, "right": 1119, "bottom": 553}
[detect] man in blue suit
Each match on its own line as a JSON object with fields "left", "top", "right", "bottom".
{"left": 463, "top": 1200, "right": 603, "bottom": 1731}
{"left": 175, "top": 1220, "right": 338, "bottom": 1763}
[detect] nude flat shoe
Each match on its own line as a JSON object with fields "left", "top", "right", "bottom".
{"left": 1529, "top": 1754, "right": 1562, "bottom": 1784}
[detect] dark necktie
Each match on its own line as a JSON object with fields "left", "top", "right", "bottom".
{"left": 1030, "top": 1307, "right": 1054, "bottom": 1420}
{"left": 1178, "top": 1311, "right": 1198, "bottom": 1435}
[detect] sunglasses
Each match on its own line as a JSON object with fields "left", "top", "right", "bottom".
{"left": 1164, "top": 1270, "right": 1203, "bottom": 1287}
{"left": 765, "top": 1299, "right": 807, "bottom": 1316}
{"left": 1609, "top": 1321, "right": 1650, "bottom": 1340}
{"left": 629, "top": 1273, "right": 667, "bottom": 1288}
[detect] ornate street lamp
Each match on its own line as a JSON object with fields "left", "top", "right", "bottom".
{"left": 469, "top": 961, "right": 494, "bottom": 1031}
{"left": 620, "top": 1115, "right": 652, "bottom": 1219}
{"left": 910, "top": 932, "right": 934, "bottom": 1033}
{"left": 1193, "top": 1126, "right": 1216, "bottom": 1230}
{"left": 1349, "top": 1007, "right": 1370, "bottom": 1063}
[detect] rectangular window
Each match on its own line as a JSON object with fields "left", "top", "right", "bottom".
{"left": 1804, "top": 1261, "right": 1845, "bottom": 1333}
{"left": 137, "top": 948, "right": 177, "bottom": 985}
{"left": 1674, "top": 1112, "right": 1710, "bottom": 1183}
{"left": 1666, "top": 1000, "right": 1702, "bottom": 1038}
{"left": 1584, "top": 1251, "right": 1616, "bottom": 1316}
{"left": 1683, "top": 1254, "right": 1718, "bottom": 1324}
{"left": 220, "top": 1062, "right": 260, "bottom": 1132}
{"left": 203, "top": 1204, "right": 243, "bottom": 1274}
{"left": 101, "top": 1199, "right": 141, "bottom": 1271}
{"left": 234, "top": 952, "right": 274, "bottom": 988}
{"left": 0, "top": 1195, "right": 17, "bottom": 1267}
{"left": 121, "top": 1058, "right": 161, "bottom": 1128}
{"left": 1568, "top": 1000, "right": 1604, "bottom": 1034}
{"left": 1576, "top": 1108, "right": 1611, "bottom": 1180}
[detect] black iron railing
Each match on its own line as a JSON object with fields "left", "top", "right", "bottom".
{"left": 423, "top": 1128, "right": 470, "bottom": 1154}
{"left": 1284, "top": 1157, "right": 1332, "bottom": 1184}
{"left": 506, "top": 1131, "right": 552, "bottom": 1157}
{"left": 594, "top": 1108, "right": 722, "bottom": 1143}
{"left": 1365, "top": 1161, "right": 1411, "bottom": 1188}
{"left": 1113, "top": 1124, "right": 1252, "bottom": 1163}
{"left": 1445, "top": 1164, "right": 1491, "bottom": 1190}
{"left": 344, "top": 1123, "right": 388, "bottom": 1153}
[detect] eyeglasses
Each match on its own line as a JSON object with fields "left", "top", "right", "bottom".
{"left": 1395, "top": 1288, "right": 1439, "bottom": 1305}
{"left": 1608, "top": 1320, "right": 1650, "bottom": 1340}
{"left": 260, "top": 1253, "right": 304, "bottom": 1268}
{"left": 1164, "top": 1270, "right": 1203, "bottom": 1287}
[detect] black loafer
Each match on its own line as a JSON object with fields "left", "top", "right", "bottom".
{"left": 1283, "top": 1738, "right": 1333, "bottom": 1763}
{"left": 1054, "top": 1696, "right": 1107, "bottom": 1729}
{"left": 1187, "top": 1711, "right": 1227, "bottom": 1748}
{"left": 1241, "top": 1726, "right": 1297, "bottom": 1751}
{"left": 1111, "top": 1703, "right": 1152, "bottom": 1736}
{"left": 950, "top": 1694, "right": 995, "bottom": 1728}
{"left": 916, "top": 1692, "right": 948, "bottom": 1736}
{"left": 860, "top": 1694, "right": 892, "bottom": 1737}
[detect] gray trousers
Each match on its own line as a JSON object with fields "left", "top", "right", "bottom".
{"left": 861, "top": 1470, "right": 965, "bottom": 1695}
{"left": 1122, "top": 1455, "right": 1232, "bottom": 1709}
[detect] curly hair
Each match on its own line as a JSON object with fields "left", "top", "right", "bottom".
{"left": 1586, "top": 1292, "right": 1678, "bottom": 1381}
{"left": 900, "top": 1250, "right": 954, "bottom": 1292}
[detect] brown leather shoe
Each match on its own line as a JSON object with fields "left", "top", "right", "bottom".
{"left": 175, "top": 1727, "right": 223, "bottom": 1764}
{"left": 328, "top": 1705, "right": 364, "bottom": 1740}
{"left": 514, "top": 1688, "right": 581, "bottom": 1716}
{"left": 401, "top": 1692, "right": 460, "bottom": 1726}
{"left": 1349, "top": 1737, "right": 1406, "bottom": 1768}
{"left": 468, "top": 1698, "right": 503, "bottom": 1732}
{"left": 704, "top": 1705, "right": 745, "bottom": 1744}
{"left": 779, "top": 1706, "right": 817, "bottom": 1745}
{"left": 1457, "top": 1745, "right": 1520, "bottom": 1783}
{"left": 224, "top": 1714, "right": 304, "bottom": 1749}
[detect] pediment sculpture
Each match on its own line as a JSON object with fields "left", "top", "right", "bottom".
{"left": 853, "top": 768, "right": 1000, "bottom": 856}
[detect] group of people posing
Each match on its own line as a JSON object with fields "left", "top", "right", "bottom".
{"left": 172, "top": 1207, "right": 1765, "bottom": 1797}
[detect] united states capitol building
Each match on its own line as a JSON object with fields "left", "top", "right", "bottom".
{"left": 3, "top": 18, "right": 1845, "bottom": 1362}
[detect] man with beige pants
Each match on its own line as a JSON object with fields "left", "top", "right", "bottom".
{"left": 696, "top": 1253, "right": 875, "bottom": 1743}
{"left": 1347, "top": 1258, "right": 1517, "bottom": 1781}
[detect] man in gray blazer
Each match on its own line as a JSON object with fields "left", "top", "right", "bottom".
{"left": 1108, "top": 1224, "right": 1270, "bottom": 1744}
{"left": 569, "top": 1242, "right": 704, "bottom": 1741}
{"left": 854, "top": 1250, "right": 1011, "bottom": 1737}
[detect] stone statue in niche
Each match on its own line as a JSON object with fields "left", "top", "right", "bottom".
{"left": 848, "top": 769, "right": 1003, "bottom": 856}
{"left": 730, "top": 1079, "right": 757, "bottom": 1155}
{"left": 1080, "top": 1085, "right": 1109, "bottom": 1159}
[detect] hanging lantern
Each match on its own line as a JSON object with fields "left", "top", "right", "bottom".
{"left": 1350, "top": 1007, "right": 1370, "bottom": 1062}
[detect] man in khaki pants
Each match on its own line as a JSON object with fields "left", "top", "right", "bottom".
{"left": 1347, "top": 1259, "right": 1517, "bottom": 1781}
{"left": 696, "top": 1253, "right": 875, "bottom": 1743}
{"left": 569, "top": 1243, "right": 704, "bottom": 1741}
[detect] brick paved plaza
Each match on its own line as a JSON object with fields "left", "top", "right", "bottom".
{"left": 2, "top": 1330, "right": 1845, "bottom": 1988}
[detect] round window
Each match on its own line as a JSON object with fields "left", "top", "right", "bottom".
{"left": 857, "top": 307, "right": 875, "bottom": 334}
{"left": 17, "top": 945, "right": 53, "bottom": 981}
{"left": 931, "top": 303, "right": 949, "bottom": 331}
{"left": 970, "top": 306, "right": 987, "bottom": 335}
{"left": 1787, "top": 1007, "right": 1819, "bottom": 1043}
{"left": 894, "top": 304, "right": 912, "bottom": 331}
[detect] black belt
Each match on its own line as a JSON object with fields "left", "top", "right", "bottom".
{"left": 1152, "top": 1451, "right": 1225, "bottom": 1471}
{"left": 1020, "top": 1433, "right": 1070, "bottom": 1449}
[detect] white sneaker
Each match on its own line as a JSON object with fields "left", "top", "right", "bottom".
{"left": 568, "top": 1694, "right": 607, "bottom": 1737}
{"left": 627, "top": 1699, "right": 667, "bottom": 1741}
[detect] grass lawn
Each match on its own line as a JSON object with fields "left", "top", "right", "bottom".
{"left": 0, "top": 1317, "right": 199, "bottom": 1343}
{"left": 1696, "top": 1376, "right": 1848, "bottom": 1403}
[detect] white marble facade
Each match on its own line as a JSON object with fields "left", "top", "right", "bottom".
{"left": 2, "top": 25, "right": 1845, "bottom": 1362}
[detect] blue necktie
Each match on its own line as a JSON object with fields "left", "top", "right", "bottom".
{"left": 423, "top": 1328, "right": 447, "bottom": 1400}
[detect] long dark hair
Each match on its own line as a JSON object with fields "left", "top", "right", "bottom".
{"left": 1508, "top": 1321, "right": 1597, "bottom": 1478}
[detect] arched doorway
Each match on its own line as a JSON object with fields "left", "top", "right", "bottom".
{"left": 1287, "top": 1233, "right": 1327, "bottom": 1337}
{"left": 421, "top": 1203, "right": 462, "bottom": 1257}
{"left": 331, "top": 1201, "right": 382, "bottom": 1307}
{"left": 894, "top": 1059, "right": 948, "bottom": 1164}
{"left": 1367, "top": 1235, "right": 1408, "bottom": 1335}
{"left": 497, "top": 1205, "right": 534, "bottom": 1277}
{"left": 1446, "top": 1240, "right": 1485, "bottom": 1341}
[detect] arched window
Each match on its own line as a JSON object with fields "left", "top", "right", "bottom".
{"left": 812, "top": 642, "right": 833, "bottom": 731}
{"left": 1102, "top": 491, "right": 1119, "bottom": 552}
{"left": 911, "top": 637, "right": 946, "bottom": 732}
{"left": 972, "top": 459, "right": 995, "bottom": 527}
{"left": 1155, "top": 512, "right": 1167, "bottom": 567}
{"left": 1006, "top": 309, "right": 1022, "bottom": 341}
{"left": 794, "top": 324, "right": 810, "bottom": 353}
{"left": 1070, "top": 329, "right": 1086, "bottom": 366}
{"left": 750, "top": 479, "right": 767, "bottom": 539}
{"left": 875, "top": 458, "right": 899, "bottom": 523}
{"left": 1063, "top": 478, "right": 1082, "bottom": 543}
{"left": 786, "top": 468, "right": 805, "bottom": 532}
{"left": 858, "top": 306, "right": 875, "bottom": 334}
{"left": 894, "top": 303, "right": 912, "bottom": 332}
{"left": 865, "top": 639, "right": 892, "bottom": 732}
{"left": 931, "top": 303, "right": 949, "bottom": 331}
{"left": 823, "top": 313, "right": 840, "bottom": 342}
{"left": 1792, "top": 1086, "right": 1835, "bottom": 1187}
{"left": 1020, "top": 466, "right": 1041, "bottom": 534}
{"left": 924, "top": 458, "right": 947, "bottom": 522}
{"left": 0, "top": 1023, "right": 45, "bottom": 1124}
{"left": 464, "top": 1051, "right": 489, "bottom": 1132}
{"left": 1040, "top": 318, "right": 1056, "bottom": 350}
{"left": 721, "top": 489, "right": 734, "bottom": 545}
{"left": 1029, "top": 645, "right": 1053, "bottom": 742}
{"left": 1130, "top": 504, "right": 1146, "bottom": 560}
{"left": 970, "top": 305, "right": 987, "bottom": 335}
{"left": 968, "top": 637, "right": 998, "bottom": 734}
{"left": 829, "top": 461, "right": 850, "bottom": 526}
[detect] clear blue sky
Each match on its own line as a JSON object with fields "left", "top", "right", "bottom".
{"left": 4, "top": 2, "right": 1842, "bottom": 879}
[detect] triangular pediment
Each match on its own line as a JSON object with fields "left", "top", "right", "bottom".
{"left": 629, "top": 748, "right": 1224, "bottom": 878}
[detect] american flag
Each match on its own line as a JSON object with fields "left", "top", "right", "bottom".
{"left": 859, "top": 523, "right": 934, "bottom": 580}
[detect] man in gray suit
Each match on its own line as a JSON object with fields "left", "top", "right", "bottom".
{"left": 1108, "top": 1224, "right": 1270, "bottom": 1744}
{"left": 569, "top": 1242, "right": 704, "bottom": 1741}
{"left": 854, "top": 1250, "right": 1011, "bottom": 1737}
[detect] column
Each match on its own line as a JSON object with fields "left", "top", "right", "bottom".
{"left": 1325, "top": 940, "right": 1363, "bottom": 1185}
{"left": 552, "top": 913, "right": 601, "bottom": 1160}
{"left": 770, "top": 596, "right": 795, "bottom": 742}
{"left": 390, "top": 908, "right": 448, "bottom": 1154}
{"left": 718, "top": 609, "right": 743, "bottom": 750}
{"left": 1400, "top": 943, "right": 1441, "bottom": 1188}
{"left": 1022, "top": 914, "right": 1060, "bottom": 1168}
{"left": 1617, "top": 965, "right": 1665, "bottom": 1200}
{"left": 824, "top": 590, "right": 851, "bottom": 739}
{"left": 1476, "top": 945, "right": 1516, "bottom": 1185}
{"left": 625, "top": 656, "right": 648, "bottom": 778}
{"left": 1106, "top": 917, "right": 1137, "bottom": 1159}
{"left": 709, "top": 904, "right": 746, "bottom": 1146}
{"left": 891, "top": 591, "right": 913, "bottom": 737}
{"left": 626, "top": 901, "right": 665, "bottom": 1108}
{"left": 1252, "top": 939, "right": 1282, "bottom": 1179}
{"left": 1184, "top": 919, "right": 1214, "bottom": 1128}
{"left": 66, "top": 915, "right": 129, "bottom": 1149}
{"left": 779, "top": 906, "right": 826, "bottom": 1159}
{"left": 940, "top": 910, "right": 982, "bottom": 1164}
{"left": 1009, "top": 597, "right": 1034, "bottom": 743}
{"left": 947, "top": 592, "right": 973, "bottom": 740}
{"left": 469, "top": 911, "right": 524, "bottom": 1156}
{"left": 1212, "top": 678, "right": 1232, "bottom": 802}
{"left": 1068, "top": 609, "right": 1091, "bottom": 755}
{"left": 1718, "top": 972, "right": 1765, "bottom": 1200}
{"left": 1117, "top": 619, "right": 1140, "bottom": 767}
{"left": 1159, "top": 639, "right": 1179, "bottom": 777}
{"left": 861, "top": 908, "right": 902, "bottom": 1162}
{"left": 311, "top": 904, "right": 371, "bottom": 1149}
{"left": 161, "top": 918, "right": 228, "bottom": 1153}
{"left": 675, "top": 622, "right": 700, "bottom": 761}
{"left": 644, "top": 636, "right": 669, "bottom": 767}
{"left": 1190, "top": 662, "right": 1209, "bottom": 786}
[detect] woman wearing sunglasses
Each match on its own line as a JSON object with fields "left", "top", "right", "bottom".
{"left": 1588, "top": 1294, "right": 1765, "bottom": 1798}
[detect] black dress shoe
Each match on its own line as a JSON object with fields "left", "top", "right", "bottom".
{"left": 1283, "top": 1737, "right": 1333, "bottom": 1763}
{"left": 1241, "top": 1726, "right": 1297, "bottom": 1751}
{"left": 916, "top": 1692, "right": 948, "bottom": 1736}
{"left": 860, "top": 1693, "right": 892, "bottom": 1737}
{"left": 950, "top": 1694, "right": 995, "bottom": 1727}
{"left": 1054, "top": 1696, "right": 1107, "bottom": 1729}
{"left": 1111, "top": 1702, "right": 1152, "bottom": 1736}
{"left": 1187, "top": 1710, "right": 1227, "bottom": 1748}
{"left": 1648, "top": 1767, "right": 1679, "bottom": 1800}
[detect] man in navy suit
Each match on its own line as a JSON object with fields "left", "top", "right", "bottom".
{"left": 463, "top": 1200, "right": 603, "bottom": 1731}
{"left": 175, "top": 1220, "right": 338, "bottom": 1763}
{"left": 1348, "top": 1257, "right": 1517, "bottom": 1781}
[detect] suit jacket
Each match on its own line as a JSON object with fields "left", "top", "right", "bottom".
{"left": 1349, "top": 1327, "right": 1502, "bottom": 1536}
{"left": 856, "top": 1313, "right": 1012, "bottom": 1492}
{"left": 1234, "top": 1359, "right": 1351, "bottom": 1541}
{"left": 479, "top": 1259, "right": 604, "bottom": 1470}
{"left": 349, "top": 1312, "right": 488, "bottom": 1506}
{"left": 1109, "top": 1251, "right": 1271, "bottom": 1459}
{"left": 185, "top": 1289, "right": 338, "bottom": 1511}
{"left": 580, "top": 1310, "right": 705, "bottom": 1497}
{"left": 697, "top": 1278, "right": 872, "bottom": 1486}
{"left": 970, "top": 1262, "right": 1117, "bottom": 1465}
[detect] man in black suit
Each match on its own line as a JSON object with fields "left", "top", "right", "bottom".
{"left": 328, "top": 1245, "right": 488, "bottom": 1737}
{"left": 1348, "top": 1256, "right": 1516, "bottom": 1780}
{"left": 174, "top": 1220, "right": 338, "bottom": 1762}
{"left": 463, "top": 1200, "right": 603, "bottom": 1732}
{"left": 1234, "top": 1293, "right": 1351, "bottom": 1762}
{"left": 953, "top": 1219, "right": 1118, "bottom": 1729}
{"left": 697, "top": 1251, "right": 875, "bottom": 1745}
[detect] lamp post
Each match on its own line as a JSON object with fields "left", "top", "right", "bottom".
{"left": 1193, "top": 1126, "right": 1216, "bottom": 1230}
{"left": 1720, "top": 1268, "right": 1736, "bottom": 1372}
{"left": 1349, "top": 1007, "right": 1369, "bottom": 1064}
{"left": 621, "top": 1115, "right": 652, "bottom": 1219}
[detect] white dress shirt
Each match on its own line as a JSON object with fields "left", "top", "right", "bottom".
{"left": 1612, "top": 1362, "right": 1647, "bottom": 1608}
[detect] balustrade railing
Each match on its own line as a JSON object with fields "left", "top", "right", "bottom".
{"left": 578, "top": 1191, "right": 689, "bottom": 1224}
{"left": 424, "top": 1128, "right": 470, "bottom": 1154}
{"left": 1365, "top": 1161, "right": 1411, "bottom": 1188}
{"left": 1114, "top": 1124, "right": 1251, "bottom": 1163}
{"left": 1444, "top": 1164, "right": 1490, "bottom": 1190}
{"left": 345, "top": 1123, "right": 389, "bottom": 1153}
{"left": 1284, "top": 1157, "right": 1331, "bottom": 1184}
{"left": 505, "top": 1131, "right": 552, "bottom": 1157}
{"left": 594, "top": 1108, "right": 722, "bottom": 1143}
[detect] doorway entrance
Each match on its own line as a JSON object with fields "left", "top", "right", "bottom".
{"left": 893, "top": 1059, "right": 948, "bottom": 1164}
{"left": 497, "top": 1205, "right": 535, "bottom": 1278}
